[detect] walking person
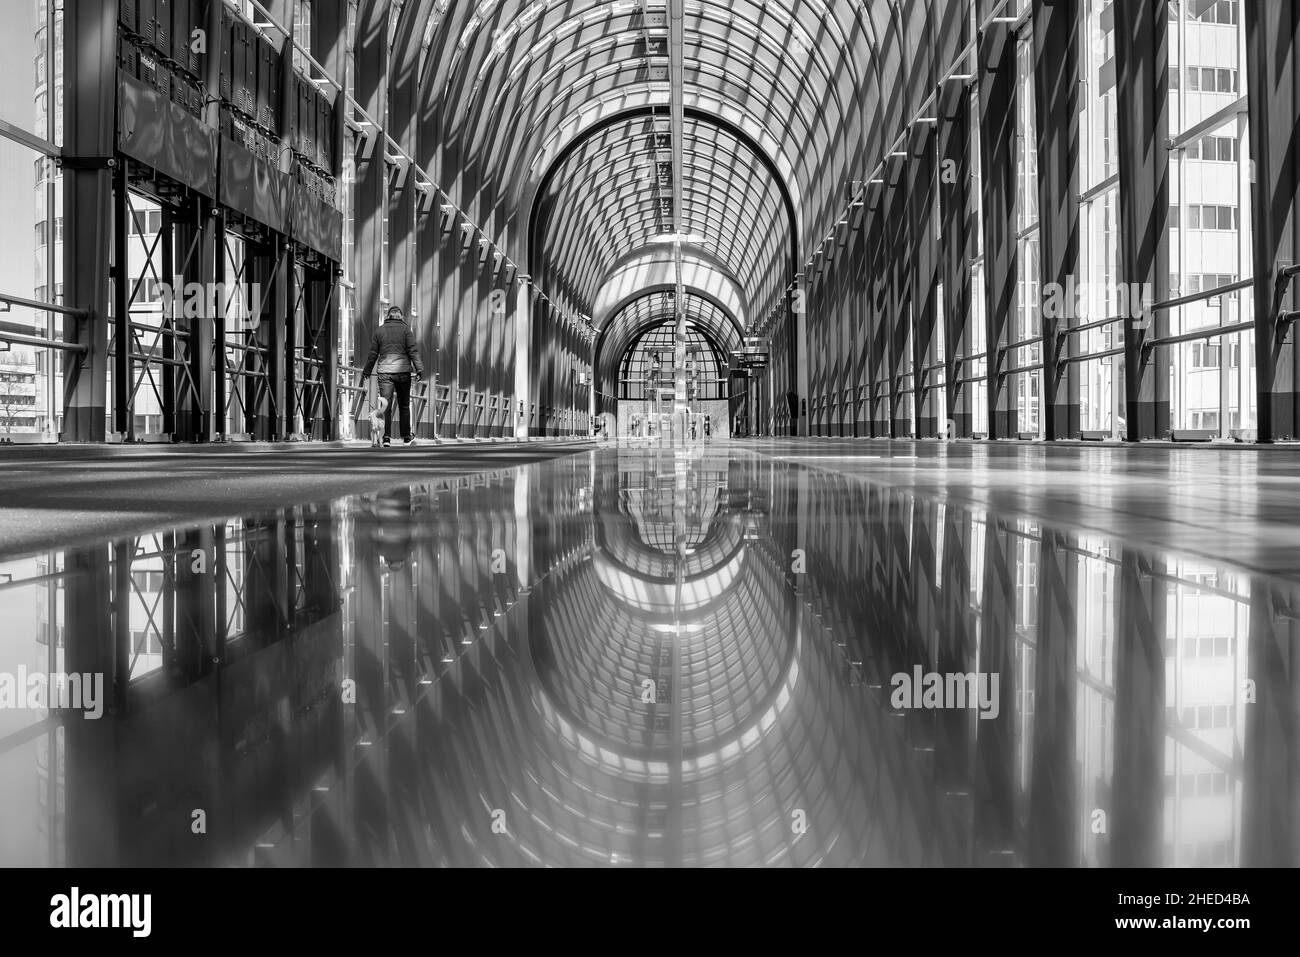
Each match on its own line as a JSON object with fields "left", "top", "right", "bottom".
{"left": 361, "top": 305, "right": 426, "bottom": 447}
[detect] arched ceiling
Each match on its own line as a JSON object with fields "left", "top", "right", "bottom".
{"left": 530, "top": 113, "right": 788, "bottom": 321}
{"left": 382, "top": 0, "right": 933, "bottom": 343}
{"left": 596, "top": 291, "right": 740, "bottom": 388}
{"left": 592, "top": 247, "right": 748, "bottom": 327}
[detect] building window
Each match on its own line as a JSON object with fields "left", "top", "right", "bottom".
{"left": 1186, "top": 135, "right": 1238, "bottom": 162}
{"left": 1186, "top": 205, "right": 1239, "bottom": 231}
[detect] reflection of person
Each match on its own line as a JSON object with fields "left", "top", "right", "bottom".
{"left": 373, "top": 486, "right": 413, "bottom": 569}
{"left": 362, "top": 305, "right": 425, "bottom": 447}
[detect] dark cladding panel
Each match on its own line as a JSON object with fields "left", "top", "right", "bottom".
{"left": 117, "top": 71, "right": 218, "bottom": 198}
{"left": 220, "top": 135, "right": 289, "bottom": 233}
{"left": 257, "top": 32, "right": 280, "bottom": 131}
{"left": 154, "top": 0, "right": 172, "bottom": 54}
{"left": 292, "top": 172, "right": 344, "bottom": 262}
{"left": 219, "top": 3, "right": 233, "bottom": 99}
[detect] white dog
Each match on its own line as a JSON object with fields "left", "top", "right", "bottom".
{"left": 370, "top": 396, "right": 389, "bottom": 447}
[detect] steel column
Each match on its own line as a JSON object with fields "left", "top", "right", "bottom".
{"left": 62, "top": 543, "right": 117, "bottom": 865}
{"left": 1028, "top": 528, "right": 1079, "bottom": 865}
{"left": 909, "top": 127, "right": 940, "bottom": 438}
{"left": 885, "top": 165, "right": 911, "bottom": 437}
{"left": 1113, "top": 0, "right": 1171, "bottom": 440}
{"left": 62, "top": 0, "right": 118, "bottom": 441}
{"left": 976, "top": 10, "right": 1019, "bottom": 439}
{"left": 1033, "top": 0, "right": 1082, "bottom": 440}
{"left": 353, "top": 0, "right": 389, "bottom": 375}
{"left": 973, "top": 516, "right": 1017, "bottom": 862}
{"left": 1243, "top": 577, "right": 1300, "bottom": 865}
{"left": 161, "top": 207, "right": 177, "bottom": 436}
{"left": 179, "top": 199, "right": 216, "bottom": 441}
{"left": 1245, "top": 1, "right": 1300, "bottom": 441}
{"left": 112, "top": 164, "right": 131, "bottom": 439}
{"left": 1111, "top": 549, "right": 1166, "bottom": 865}
{"left": 937, "top": 0, "right": 973, "bottom": 438}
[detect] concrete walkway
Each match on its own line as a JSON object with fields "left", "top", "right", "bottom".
{"left": 747, "top": 437, "right": 1300, "bottom": 585}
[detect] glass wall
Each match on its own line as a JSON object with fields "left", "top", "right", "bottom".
{"left": 1078, "top": 0, "right": 1122, "bottom": 435}
{"left": 1167, "top": 0, "right": 1254, "bottom": 437}
{"left": 0, "top": 0, "right": 62, "bottom": 441}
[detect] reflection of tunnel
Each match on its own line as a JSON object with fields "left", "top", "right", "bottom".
{"left": 401, "top": 450, "right": 914, "bottom": 867}
{"left": 60, "top": 509, "right": 345, "bottom": 867}
{"left": 24, "top": 443, "right": 1299, "bottom": 869}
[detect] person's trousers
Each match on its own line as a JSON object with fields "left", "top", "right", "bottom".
{"left": 376, "top": 373, "right": 413, "bottom": 441}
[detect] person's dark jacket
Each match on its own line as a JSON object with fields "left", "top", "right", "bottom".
{"left": 362, "top": 317, "right": 424, "bottom": 377}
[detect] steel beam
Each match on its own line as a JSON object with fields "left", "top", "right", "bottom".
{"left": 1243, "top": 577, "right": 1300, "bottom": 865}
{"left": 1245, "top": 1, "right": 1300, "bottom": 441}
{"left": 973, "top": 516, "right": 1017, "bottom": 862}
{"left": 179, "top": 199, "right": 216, "bottom": 441}
{"left": 214, "top": 216, "right": 228, "bottom": 438}
{"left": 1028, "top": 528, "right": 1079, "bottom": 865}
{"left": 62, "top": 0, "right": 118, "bottom": 441}
{"left": 112, "top": 165, "right": 131, "bottom": 439}
{"left": 1113, "top": 0, "right": 1171, "bottom": 440}
{"left": 1111, "top": 549, "right": 1166, "bottom": 865}
{"left": 63, "top": 543, "right": 118, "bottom": 865}
{"left": 909, "top": 127, "right": 940, "bottom": 438}
{"left": 1033, "top": 0, "right": 1082, "bottom": 440}
{"left": 976, "top": 9, "right": 1019, "bottom": 440}
{"left": 885, "top": 166, "right": 912, "bottom": 437}
{"left": 867, "top": 193, "right": 890, "bottom": 436}
{"left": 161, "top": 207, "right": 177, "bottom": 436}
{"left": 353, "top": 0, "right": 389, "bottom": 378}
{"left": 938, "top": 87, "right": 973, "bottom": 437}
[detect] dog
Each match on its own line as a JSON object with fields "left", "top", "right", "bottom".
{"left": 369, "top": 396, "right": 389, "bottom": 447}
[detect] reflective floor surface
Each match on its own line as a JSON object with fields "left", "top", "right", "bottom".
{"left": 0, "top": 441, "right": 1296, "bottom": 866}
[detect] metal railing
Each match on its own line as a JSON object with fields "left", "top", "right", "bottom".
{"left": 0, "top": 291, "right": 89, "bottom": 354}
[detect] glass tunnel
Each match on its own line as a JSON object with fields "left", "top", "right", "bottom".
{"left": 7, "top": 0, "right": 1295, "bottom": 444}
{"left": 0, "top": 0, "right": 1297, "bottom": 880}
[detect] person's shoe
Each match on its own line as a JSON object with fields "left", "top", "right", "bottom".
{"left": 403, "top": 437, "right": 416, "bottom": 447}
{"left": 382, "top": 436, "right": 392, "bottom": 447}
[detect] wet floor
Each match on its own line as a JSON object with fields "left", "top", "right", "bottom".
{"left": 0, "top": 443, "right": 1292, "bottom": 866}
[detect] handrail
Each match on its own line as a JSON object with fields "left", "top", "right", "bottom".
{"left": 0, "top": 291, "right": 89, "bottom": 319}
{"left": 1062, "top": 345, "right": 1125, "bottom": 365}
{"left": 999, "top": 335, "right": 1042, "bottom": 353}
{"left": 1153, "top": 278, "right": 1252, "bottom": 312}
{"left": 0, "top": 331, "right": 87, "bottom": 354}
{"left": 1144, "top": 320, "right": 1254, "bottom": 350}
{"left": 1000, "top": 362, "right": 1045, "bottom": 377}
{"left": 1059, "top": 315, "right": 1125, "bottom": 338}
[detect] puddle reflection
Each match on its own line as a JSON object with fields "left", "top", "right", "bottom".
{"left": 0, "top": 447, "right": 1292, "bottom": 866}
